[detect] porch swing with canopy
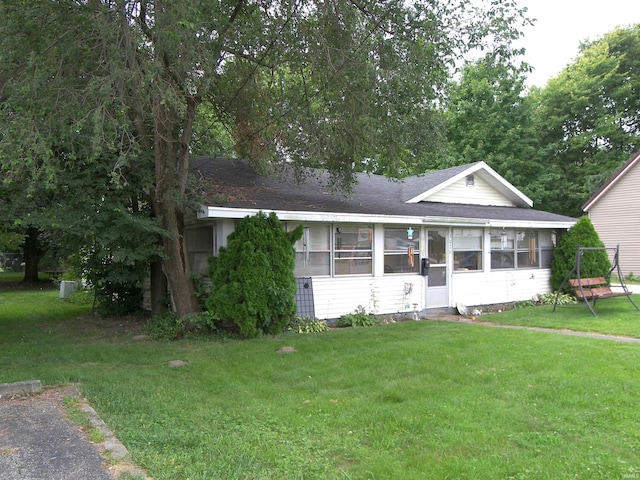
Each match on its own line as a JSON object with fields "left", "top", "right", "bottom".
{"left": 553, "top": 245, "right": 639, "bottom": 317}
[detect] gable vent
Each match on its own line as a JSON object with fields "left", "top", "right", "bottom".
{"left": 465, "top": 174, "right": 475, "bottom": 187}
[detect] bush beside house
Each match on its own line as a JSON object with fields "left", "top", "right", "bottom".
{"left": 551, "top": 217, "right": 611, "bottom": 292}
{"left": 206, "top": 211, "right": 303, "bottom": 337}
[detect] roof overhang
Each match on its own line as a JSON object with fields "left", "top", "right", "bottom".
{"left": 199, "top": 206, "right": 575, "bottom": 230}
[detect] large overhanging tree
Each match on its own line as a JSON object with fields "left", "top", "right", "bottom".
{"left": 1, "top": 0, "right": 529, "bottom": 317}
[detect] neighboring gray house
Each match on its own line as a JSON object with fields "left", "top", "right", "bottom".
{"left": 186, "top": 157, "right": 576, "bottom": 319}
{"left": 582, "top": 150, "right": 640, "bottom": 277}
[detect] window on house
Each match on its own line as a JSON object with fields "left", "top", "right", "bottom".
{"left": 490, "top": 229, "right": 544, "bottom": 269}
{"left": 453, "top": 228, "right": 483, "bottom": 271}
{"left": 490, "top": 229, "right": 515, "bottom": 269}
{"left": 334, "top": 225, "right": 373, "bottom": 275}
{"left": 185, "top": 225, "right": 214, "bottom": 275}
{"left": 288, "top": 223, "right": 331, "bottom": 276}
{"left": 516, "top": 231, "right": 540, "bottom": 268}
{"left": 539, "top": 231, "right": 555, "bottom": 268}
{"left": 383, "top": 227, "right": 420, "bottom": 274}
{"left": 288, "top": 223, "right": 373, "bottom": 276}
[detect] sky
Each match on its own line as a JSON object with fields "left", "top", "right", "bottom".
{"left": 515, "top": 0, "right": 640, "bottom": 88}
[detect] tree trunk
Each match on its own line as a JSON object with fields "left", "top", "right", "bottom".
{"left": 149, "top": 1, "right": 202, "bottom": 318}
{"left": 22, "top": 227, "right": 43, "bottom": 283}
{"left": 153, "top": 98, "right": 201, "bottom": 317}
{"left": 22, "top": 227, "right": 44, "bottom": 283}
{"left": 158, "top": 202, "right": 200, "bottom": 317}
{"left": 149, "top": 256, "right": 169, "bottom": 316}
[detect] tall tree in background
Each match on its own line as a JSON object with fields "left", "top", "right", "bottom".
{"left": 1, "top": 0, "right": 530, "bottom": 316}
{"left": 443, "top": 53, "right": 543, "bottom": 200}
{"left": 0, "top": 79, "right": 65, "bottom": 283}
{"left": 531, "top": 25, "right": 640, "bottom": 217}
{"left": 0, "top": 2, "right": 159, "bottom": 288}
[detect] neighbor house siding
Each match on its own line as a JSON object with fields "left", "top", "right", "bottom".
{"left": 587, "top": 160, "right": 640, "bottom": 277}
{"left": 428, "top": 175, "right": 515, "bottom": 207}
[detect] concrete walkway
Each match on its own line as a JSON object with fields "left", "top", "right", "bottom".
{"left": 0, "top": 385, "right": 149, "bottom": 480}
{"left": 431, "top": 314, "right": 640, "bottom": 343}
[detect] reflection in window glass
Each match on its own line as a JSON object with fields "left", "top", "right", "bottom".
{"left": 491, "top": 251, "right": 514, "bottom": 269}
{"left": 383, "top": 227, "right": 420, "bottom": 274}
{"left": 288, "top": 223, "right": 331, "bottom": 276}
{"left": 428, "top": 266, "right": 447, "bottom": 286}
{"left": 517, "top": 231, "right": 539, "bottom": 268}
{"left": 453, "top": 228, "right": 482, "bottom": 271}
{"left": 334, "top": 225, "right": 372, "bottom": 276}
{"left": 491, "top": 229, "right": 541, "bottom": 269}
{"left": 186, "top": 225, "right": 214, "bottom": 275}
{"left": 539, "top": 231, "right": 554, "bottom": 268}
{"left": 428, "top": 230, "right": 446, "bottom": 264}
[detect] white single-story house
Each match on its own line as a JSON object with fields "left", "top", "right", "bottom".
{"left": 582, "top": 150, "right": 640, "bottom": 278}
{"left": 186, "top": 157, "right": 576, "bottom": 319}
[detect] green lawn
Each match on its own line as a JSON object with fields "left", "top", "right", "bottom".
{"left": 2, "top": 284, "right": 640, "bottom": 479}
{"left": 486, "top": 295, "right": 640, "bottom": 338}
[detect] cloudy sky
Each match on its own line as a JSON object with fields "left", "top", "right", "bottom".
{"left": 515, "top": 0, "right": 639, "bottom": 87}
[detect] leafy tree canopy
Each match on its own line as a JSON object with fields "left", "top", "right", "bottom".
{"left": 1, "top": 0, "right": 531, "bottom": 315}
{"left": 531, "top": 25, "right": 640, "bottom": 216}
{"left": 443, "top": 53, "right": 540, "bottom": 194}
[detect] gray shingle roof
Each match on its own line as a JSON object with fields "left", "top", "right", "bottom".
{"left": 191, "top": 157, "right": 576, "bottom": 225}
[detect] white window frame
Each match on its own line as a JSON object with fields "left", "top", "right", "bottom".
{"left": 453, "top": 228, "right": 483, "bottom": 272}
{"left": 383, "top": 226, "right": 421, "bottom": 275}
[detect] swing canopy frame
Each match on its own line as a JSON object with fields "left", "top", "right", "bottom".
{"left": 553, "top": 245, "right": 639, "bottom": 317}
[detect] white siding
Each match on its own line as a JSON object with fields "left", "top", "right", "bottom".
{"left": 451, "top": 270, "right": 551, "bottom": 307}
{"left": 588, "top": 161, "right": 640, "bottom": 277}
{"left": 311, "top": 275, "right": 426, "bottom": 319}
{"left": 428, "top": 175, "right": 515, "bottom": 207}
{"left": 207, "top": 221, "right": 558, "bottom": 319}
{"left": 310, "top": 269, "right": 552, "bottom": 319}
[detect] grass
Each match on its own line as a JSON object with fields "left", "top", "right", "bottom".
{"left": 488, "top": 295, "right": 640, "bottom": 338}
{"left": 63, "top": 396, "right": 106, "bottom": 444}
{"left": 2, "top": 278, "right": 640, "bottom": 479}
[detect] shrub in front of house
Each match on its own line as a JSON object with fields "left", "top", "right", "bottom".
{"left": 335, "top": 305, "right": 379, "bottom": 327}
{"left": 287, "top": 316, "right": 329, "bottom": 333}
{"left": 551, "top": 217, "right": 611, "bottom": 293}
{"left": 206, "top": 211, "right": 303, "bottom": 338}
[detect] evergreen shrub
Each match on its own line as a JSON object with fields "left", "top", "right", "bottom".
{"left": 206, "top": 211, "right": 303, "bottom": 337}
{"left": 550, "top": 217, "right": 611, "bottom": 293}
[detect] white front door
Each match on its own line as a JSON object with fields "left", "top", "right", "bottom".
{"left": 425, "top": 229, "right": 449, "bottom": 308}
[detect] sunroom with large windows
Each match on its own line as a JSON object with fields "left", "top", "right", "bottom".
{"left": 191, "top": 157, "right": 576, "bottom": 319}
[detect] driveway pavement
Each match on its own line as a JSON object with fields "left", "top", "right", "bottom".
{"left": 0, "top": 385, "right": 148, "bottom": 480}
